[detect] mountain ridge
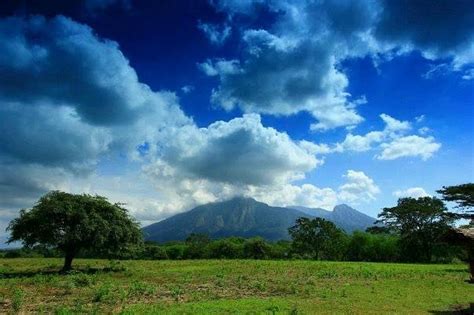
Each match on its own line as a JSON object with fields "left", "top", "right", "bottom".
{"left": 287, "top": 204, "right": 377, "bottom": 233}
{"left": 143, "top": 197, "right": 377, "bottom": 242}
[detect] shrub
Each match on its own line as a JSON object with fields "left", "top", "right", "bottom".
{"left": 205, "top": 239, "right": 243, "bottom": 259}
{"left": 164, "top": 244, "right": 187, "bottom": 260}
{"left": 346, "top": 231, "right": 400, "bottom": 262}
{"left": 243, "top": 237, "right": 271, "bottom": 259}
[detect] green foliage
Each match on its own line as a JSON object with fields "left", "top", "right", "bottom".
{"left": 141, "top": 243, "right": 168, "bottom": 260}
{"left": 93, "top": 283, "right": 112, "bottom": 303}
{"left": 270, "top": 240, "right": 292, "bottom": 259}
{"left": 205, "top": 238, "right": 243, "bottom": 259}
{"left": 184, "top": 233, "right": 211, "bottom": 259}
{"left": 128, "top": 280, "right": 156, "bottom": 297}
{"left": 377, "top": 197, "right": 454, "bottom": 262}
{"left": 437, "top": 183, "right": 474, "bottom": 220}
{"left": 164, "top": 244, "right": 187, "bottom": 260}
{"left": 346, "top": 231, "right": 400, "bottom": 262}
{"left": 12, "top": 288, "right": 24, "bottom": 313}
{"left": 365, "top": 226, "right": 391, "bottom": 234}
{"left": 7, "top": 191, "right": 143, "bottom": 270}
{"left": 289, "top": 217, "right": 348, "bottom": 260}
{"left": 243, "top": 237, "right": 271, "bottom": 259}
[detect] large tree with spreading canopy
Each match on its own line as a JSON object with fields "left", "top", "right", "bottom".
{"left": 7, "top": 191, "right": 143, "bottom": 271}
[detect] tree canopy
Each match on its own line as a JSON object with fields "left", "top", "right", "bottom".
{"left": 289, "top": 217, "right": 347, "bottom": 260}
{"left": 376, "top": 197, "right": 453, "bottom": 262}
{"left": 7, "top": 191, "right": 143, "bottom": 271}
{"left": 437, "top": 183, "right": 474, "bottom": 220}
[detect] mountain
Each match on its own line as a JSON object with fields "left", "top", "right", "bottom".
{"left": 143, "top": 197, "right": 309, "bottom": 242}
{"left": 289, "top": 206, "right": 331, "bottom": 218}
{"left": 288, "top": 204, "right": 377, "bottom": 233}
{"left": 143, "top": 197, "right": 378, "bottom": 243}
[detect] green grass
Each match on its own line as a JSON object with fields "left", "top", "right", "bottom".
{"left": 0, "top": 258, "right": 472, "bottom": 314}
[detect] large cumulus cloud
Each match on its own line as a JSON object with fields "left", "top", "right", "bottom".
{"left": 0, "top": 16, "right": 191, "bottom": 228}
{"left": 201, "top": 0, "right": 378, "bottom": 130}
{"left": 149, "top": 114, "right": 320, "bottom": 186}
{"left": 375, "top": 0, "right": 474, "bottom": 67}
{"left": 0, "top": 16, "right": 190, "bottom": 170}
{"left": 203, "top": 0, "right": 474, "bottom": 129}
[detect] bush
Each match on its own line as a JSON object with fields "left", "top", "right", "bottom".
{"left": 243, "top": 237, "right": 271, "bottom": 259}
{"left": 346, "top": 231, "right": 400, "bottom": 262}
{"left": 205, "top": 239, "right": 243, "bottom": 259}
{"left": 164, "top": 244, "right": 187, "bottom": 260}
{"left": 184, "top": 233, "right": 211, "bottom": 259}
{"left": 142, "top": 244, "right": 168, "bottom": 260}
{"left": 269, "top": 240, "right": 292, "bottom": 259}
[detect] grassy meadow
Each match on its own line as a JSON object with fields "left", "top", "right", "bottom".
{"left": 0, "top": 258, "right": 472, "bottom": 314}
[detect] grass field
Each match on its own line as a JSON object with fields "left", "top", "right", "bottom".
{"left": 0, "top": 258, "right": 472, "bottom": 314}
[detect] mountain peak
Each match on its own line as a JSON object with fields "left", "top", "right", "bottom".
{"left": 333, "top": 204, "right": 356, "bottom": 212}
{"left": 227, "top": 196, "right": 258, "bottom": 203}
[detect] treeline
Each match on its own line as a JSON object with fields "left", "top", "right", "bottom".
{"left": 139, "top": 228, "right": 464, "bottom": 263}
{"left": 2, "top": 229, "right": 465, "bottom": 263}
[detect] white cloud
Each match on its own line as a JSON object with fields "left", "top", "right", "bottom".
{"left": 462, "top": 69, "right": 474, "bottom": 80}
{"left": 198, "top": 59, "right": 241, "bottom": 77}
{"left": 181, "top": 85, "right": 194, "bottom": 94}
{"left": 337, "top": 114, "right": 410, "bottom": 152}
{"left": 198, "top": 21, "right": 231, "bottom": 45}
{"left": 393, "top": 187, "right": 431, "bottom": 199}
{"left": 415, "top": 115, "right": 426, "bottom": 123}
{"left": 338, "top": 170, "right": 380, "bottom": 204}
{"left": 377, "top": 135, "right": 441, "bottom": 161}
{"left": 305, "top": 114, "right": 441, "bottom": 161}
{"left": 245, "top": 183, "right": 338, "bottom": 210}
{"left": 147, "top": 114, "right": 321, "bottom": 186}
{"left": 418, "top": 127, "right": 430, "bottom": 135}
{"left": 380, "top": 113, "right": 411, "bottom": 133}
{"left": 338, "top": 131, "right": 385, "bottom": 152}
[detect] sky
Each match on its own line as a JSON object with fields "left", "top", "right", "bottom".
{"left": 0, "top": 0, "right": 473, "bottom": 244}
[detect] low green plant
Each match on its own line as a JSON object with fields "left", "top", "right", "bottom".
{"left": 12, "top": 288, "right": 24, "bottom": 313}
{"left": 93, "top": 283, "right": 112, "bottom": 303}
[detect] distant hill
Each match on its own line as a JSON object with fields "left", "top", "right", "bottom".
{"left": 143, "top": 197, "right": 309, "bottom": 242}
{"left": 143, "top": 197, "right": 377, "bottom": 242}
{"left": 288, "top": 204, "right": 377, "bottom": 233}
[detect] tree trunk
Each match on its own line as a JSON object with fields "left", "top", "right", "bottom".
{"left": 62, "top": 253, "right": 74, "bottom": 272}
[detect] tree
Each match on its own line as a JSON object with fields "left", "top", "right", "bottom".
{"left": 346, "top": 231, "right": 400, "bottom": 262}
{"left": 243, "top": 237, "right": 271, "bottom": 259}
{"left": 184, "top": 233, "right": 211, "bottom": 259}
{"left": 289, "top": 217, "right": 348, "bottom": 260}
{"left": 365, "top": 226, "right": 392, "bottom": 234}
{"left": 7, "top": 191, "right": 143, "bottom": 272}
{"left": 376, "top": 197, "right": 453, "bottom": 262}
{"left": 437, "top": 183, "right": 474, "bottom": 220}
{"left": 206, "top": 238, "right": 244, "bottom": 259}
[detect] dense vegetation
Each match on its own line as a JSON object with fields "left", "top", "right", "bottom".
{"left": 2, "top": 229, "right": 465, "bottom": 264}
{"left": 0, "top": 258, "right": 472, "bottom": 314}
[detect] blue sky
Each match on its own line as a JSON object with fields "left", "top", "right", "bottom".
{"left": 0, "top": 0, "right": 473, "bottom": 241}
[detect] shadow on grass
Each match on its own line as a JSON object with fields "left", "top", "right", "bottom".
{"left": 430, "top": 303, "right": 474, "bottom": 314}
{"left": 0, "top": 267, "right": 125, "bottom": 279}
